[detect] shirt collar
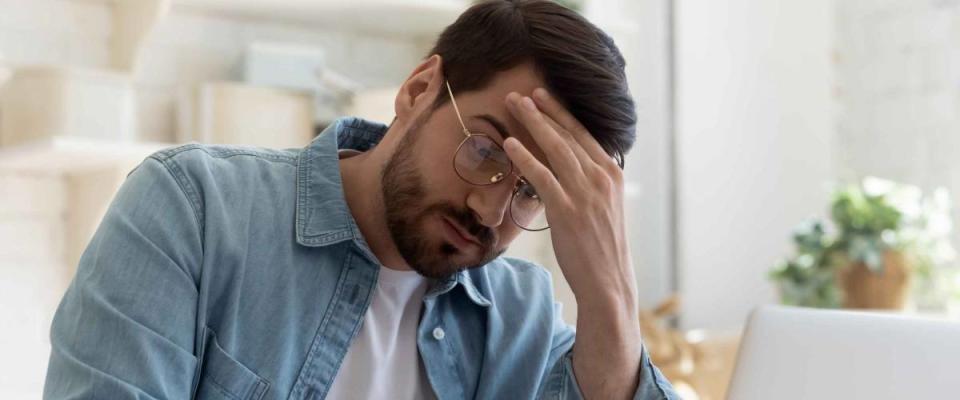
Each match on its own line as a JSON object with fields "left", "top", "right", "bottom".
{"left": 293, "top": 117, "right": 492, "bottom": 308}
{"left": 426, "top": 270, "right": 492, "bottom": 308}
{"left": 294, "top": 117, "right": 385, "bottom": 248}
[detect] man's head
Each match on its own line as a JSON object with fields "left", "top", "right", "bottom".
{"left": 377, "top": 0, "right": 636, "bottom": 279}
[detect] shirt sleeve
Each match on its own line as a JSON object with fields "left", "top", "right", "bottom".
{"left": 43, "top": 157, "right": 204, "bottom": 399}
{"left": 538, "top": 303, "right": 681, "bottom": 400}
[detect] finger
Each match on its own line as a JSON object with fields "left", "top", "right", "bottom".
{"left": 531, "top": 88, "right": 616, "bottom": 169}
{"left": 540, "top": 111, "right": 602, "bottom": 176}
{"left": 505, "top": 93, "right": 585, "bottom": 185}
{"left": 502, "top": 136, "right": 565, "bottom": 206}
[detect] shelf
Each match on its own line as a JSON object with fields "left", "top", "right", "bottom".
{"left": 111, "top": 0, "right": 171, "bottom": 71}
{"left": 180, "top": 82, "right": 316, "bottom": 148}
{"left": 171, "top": 0, "right": 470, "bottom": 36}
{"left": 0, "top": 136, "right": 174, "bottom": 173}
{"left": 0, "top": 65, "right": 163, "bottom": 173}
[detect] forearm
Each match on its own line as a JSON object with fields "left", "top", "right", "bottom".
{"left": 571, "top": 291, "right": 643, "bottom": 400}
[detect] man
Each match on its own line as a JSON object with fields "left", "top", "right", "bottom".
{"left": 44, "top": 1, "right": 678, "bottom": 399}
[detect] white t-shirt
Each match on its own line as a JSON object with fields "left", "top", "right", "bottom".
{"left": 326, "top": 265, "right": 436, "bottom": 400}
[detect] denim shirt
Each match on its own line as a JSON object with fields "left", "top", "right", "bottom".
{"left": 44, "top": 117, "right": 678, "bottom": 400}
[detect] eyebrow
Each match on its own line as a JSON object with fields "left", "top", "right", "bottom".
{"left": 474, "top": 114, "right": 512, "bottom": 142}
{"left": 474, "top": 113, "right": 553, "bottom": 179}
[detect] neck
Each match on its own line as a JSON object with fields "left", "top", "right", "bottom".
{"left": 338, "top": 130, "right": 412, "bottom": 272}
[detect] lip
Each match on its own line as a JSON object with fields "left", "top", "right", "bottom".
{"left": 442, "top": 216, "right": 480, "bottom": 249}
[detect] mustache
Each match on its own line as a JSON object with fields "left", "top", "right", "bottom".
{"left": 427, "top": 203, "right": 496, "bottom": 248}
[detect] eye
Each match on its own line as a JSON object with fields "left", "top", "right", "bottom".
{"left": 517, "top": 181, "right": 541, "bottom": 200}
{"left": 477, "top": 146, "right": 495, "bottom": 158}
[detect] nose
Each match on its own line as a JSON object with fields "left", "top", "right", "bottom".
{"left": 465, "top": 178, "right": 516, "bottom": 228}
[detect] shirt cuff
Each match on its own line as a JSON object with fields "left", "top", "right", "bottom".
{"left": 544, "top": 345, "right": 680, "bottom": 400}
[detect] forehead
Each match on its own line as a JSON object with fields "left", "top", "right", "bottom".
{"left": 450, "top": 63, "right": 552, "bottom": 171}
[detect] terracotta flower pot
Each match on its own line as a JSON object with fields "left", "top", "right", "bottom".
{"left": 836, "top": 251, "right": 911, "bottom": 309}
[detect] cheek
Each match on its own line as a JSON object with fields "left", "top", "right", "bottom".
{"left": 406, "top": 119, "right": 475, "bottom": 204}
{"left": 497, "top": 224, "right": 523, "bottom": 246}
{"left": 418, "top": 149, "right": 470, "bottom": 197}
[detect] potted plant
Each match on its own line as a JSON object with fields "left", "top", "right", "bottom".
{"left": 771, "top": 177, "right": 957, "bottom": 310}
{"left": 770, "top": 220, "right": 842, "bottom": 308}
{"left": 829, "top": 178, "right": 911, "bottom": 309}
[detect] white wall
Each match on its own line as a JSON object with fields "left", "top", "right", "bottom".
{"left": 620, "top": 0, "right": 676, "bottom": 311}
{"left": 835, "top": 0, "right": 960, "bottom": 250}
{"left": 0, "top": 170, "right": 70, "bottom": 397}
{"left": 0, "top": 0, "right": 113, "bottom": 69}
{"left": 675, "top": 0, "right": 836, "bottom": 330}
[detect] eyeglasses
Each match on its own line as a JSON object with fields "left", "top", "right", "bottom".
{"left": 445, "top": 80, "right": 549, "bottom": 231}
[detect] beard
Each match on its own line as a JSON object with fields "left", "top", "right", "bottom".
{"left": 380, "top": 120, "right": 504, "bottom": 279}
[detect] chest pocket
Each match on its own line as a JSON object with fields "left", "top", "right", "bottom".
{"left": 195, "top": 327, "right": 271, "bottom": 400}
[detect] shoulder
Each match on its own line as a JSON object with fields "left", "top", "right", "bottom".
{"left": 136, "top": 143, "right": 301, "bottom": 222}
{"left": 142, "top": 143, "right": 299, "bottom": 193}
{"left": 148, "top": 143, "right": 299, "bottom": 170}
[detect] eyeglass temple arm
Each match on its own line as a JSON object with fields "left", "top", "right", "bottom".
{"left": 445, "top": 81, "right": 470, "bottom": 137}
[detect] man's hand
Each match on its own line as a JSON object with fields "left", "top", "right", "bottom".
{"left": 504, "top": 88, "right": 643, "bottom": 400}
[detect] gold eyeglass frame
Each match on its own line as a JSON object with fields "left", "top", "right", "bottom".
{"left": 444, "top": 80, "right": 549, "bottom": 231}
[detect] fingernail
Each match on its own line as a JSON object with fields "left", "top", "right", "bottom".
{"left": 533, "top": 88, "right": 548, "bottom": 100}
{"left": 522, "top": 96, "right": 536, "bottom": 111}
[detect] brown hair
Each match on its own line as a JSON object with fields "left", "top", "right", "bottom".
{"left": 429, "top": 0, "right": 636, "bottom": 168}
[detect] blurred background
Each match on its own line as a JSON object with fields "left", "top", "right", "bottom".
{"left": 1, "top": 0, "right": 959, "bottom": 398}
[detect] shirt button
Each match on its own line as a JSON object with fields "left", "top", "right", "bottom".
{"left": 432, "top": 327, "right": 445, "bottom": 340}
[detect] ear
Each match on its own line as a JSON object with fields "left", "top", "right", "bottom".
{"left": 394, "top": 54, "right": 444, "bottom": 125}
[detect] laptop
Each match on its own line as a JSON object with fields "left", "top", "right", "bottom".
{"left": 725, "top": 305, "right": 960, "bottom": 400}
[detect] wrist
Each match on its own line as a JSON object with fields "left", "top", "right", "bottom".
{"left": 572, "top": 275, "right": 639, "bottom": 319}
{"left": 575, "top": 291, "right": 642, "bottom": 340}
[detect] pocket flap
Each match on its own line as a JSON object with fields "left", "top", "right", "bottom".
{"left": 197, "top": 327, "right": 270, "bottom": 400}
